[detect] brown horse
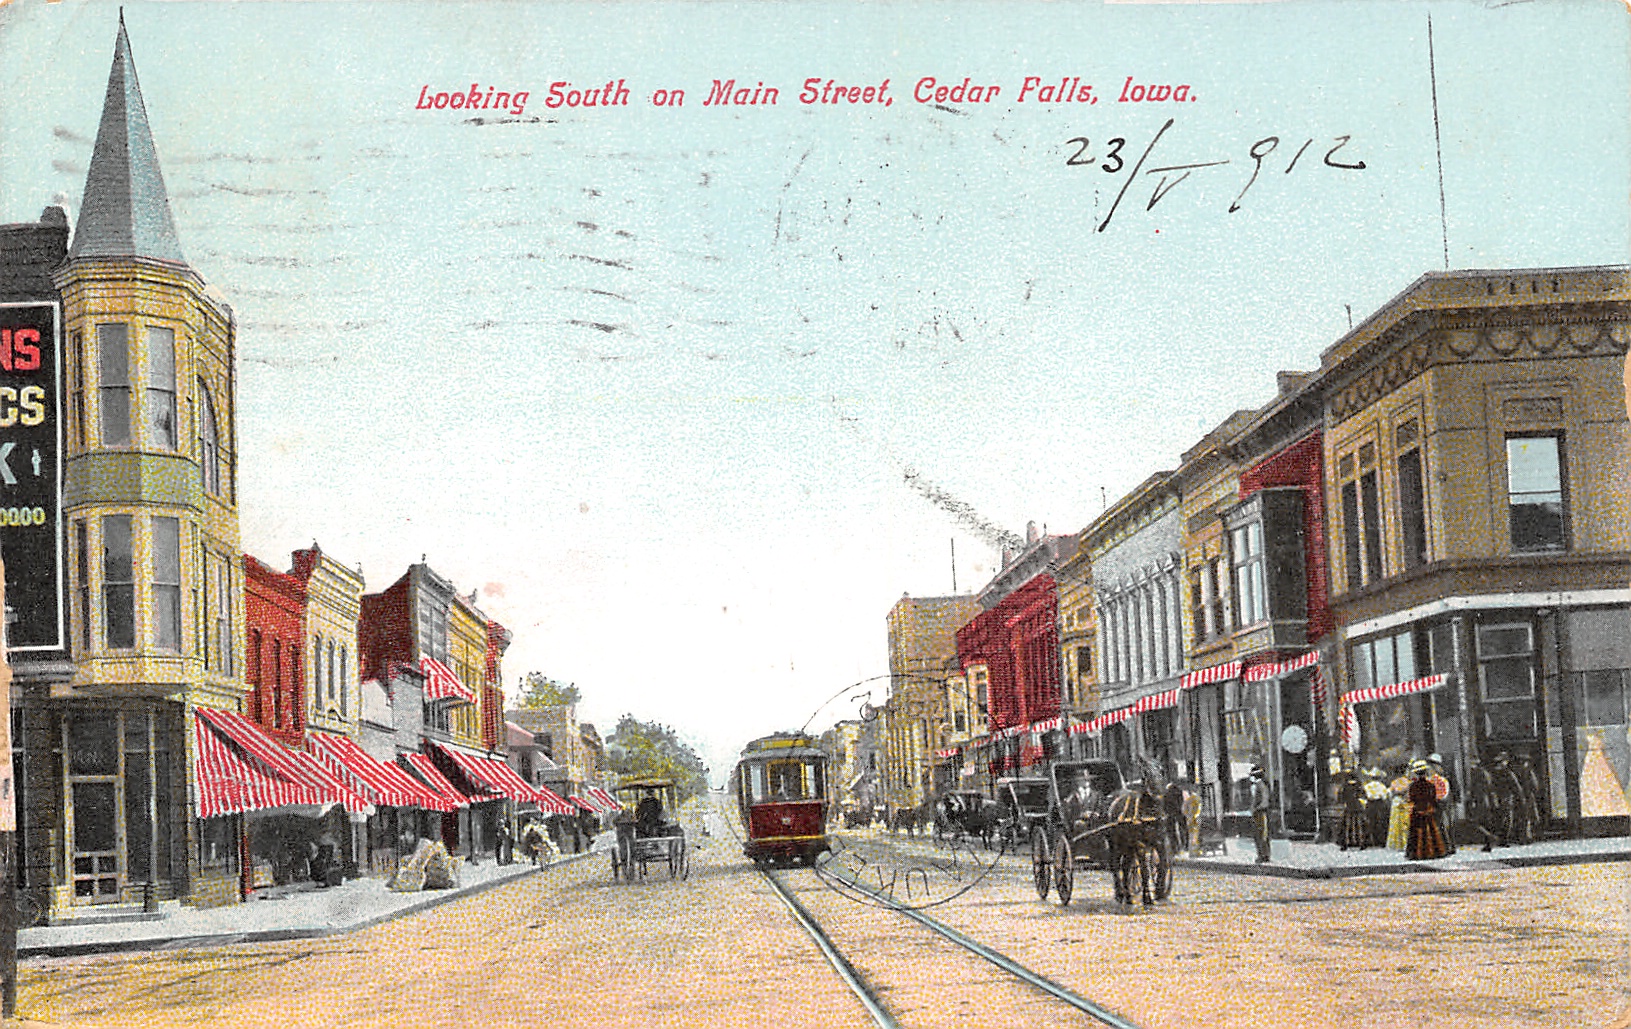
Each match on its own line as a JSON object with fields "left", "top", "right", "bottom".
{"left": 1105, "top": 784, "right": 1173, "bottom": 906}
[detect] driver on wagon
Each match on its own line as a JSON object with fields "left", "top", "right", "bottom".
{"left": 635, "top": 794, "right": 665, "bottom": 836}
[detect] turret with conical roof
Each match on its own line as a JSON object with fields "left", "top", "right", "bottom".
{"left": 69, "top": 12, "right": 186, "bottom": 267}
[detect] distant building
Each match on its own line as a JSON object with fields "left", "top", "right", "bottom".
{"left": 883, "top": 592, "right": 980, "bottom": 812}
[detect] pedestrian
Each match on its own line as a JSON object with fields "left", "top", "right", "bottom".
{"left": 1405, "top": 764, "right": 1451, "bottom": 860}
{"left": 1386, "top": 765, "right": 1412, "bottom": 850}
{"left": 1337, "top": 771, "right": 1371, "bottom": 850}
{"left": 1249, "top": 765, "right": 1272, "bottom": 863}
{"left": 495, "top": 820, "right": 513, "bottom": 866}
{"left": 1427, "top": 753, "right": 1456, "bottom": 855}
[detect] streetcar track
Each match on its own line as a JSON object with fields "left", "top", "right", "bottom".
{"left": 717, "top": 799, "right": 1142, "bottom": 1029}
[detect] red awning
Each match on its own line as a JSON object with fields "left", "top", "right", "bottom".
{"left": 1180, "top": 660, "right": 1243, "bottom": 690}
{"left": 309, "top": 732, "right": 455, "bottom": 812}
{"left": 534, "top": 785, "right": 576, "bottom": 816}
{"left": 402, "top": 752, "right": 471, "bottom": 808}
{"left": 429, "top": 743, "right": 571, "bottom": 812}
{"left": 569, "top": 795, "right": 596, "bottom": 813}
{"left": 1342, "top": 673, "right": 1448, "bottom": 706}
{"left": 197, "top": 708, "right": 368, "bottom": 814}
{"left": 419, "top": 656, "right": 475, "bottom": 703}
{"left": 587, "top": 786, "right": 620, "bottom": 811}
{"left": 195, "top": 716, "right": 328, "bottom": 819}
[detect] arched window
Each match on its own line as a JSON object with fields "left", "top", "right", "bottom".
{"left": 197, "top": 379, "right": 222, "bottom": 496}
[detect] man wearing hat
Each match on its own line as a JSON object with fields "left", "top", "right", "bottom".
{"left": 1249, "top": 765, "right": 1272, "bottom": 863}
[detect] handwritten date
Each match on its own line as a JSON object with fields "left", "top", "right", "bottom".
{"left": 1064, "top": 119, "right": 1366, "bottom": 231}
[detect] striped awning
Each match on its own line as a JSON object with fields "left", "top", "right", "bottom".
{"left": 1180, "top": 660, "right": 1242, "bottom": 690}
{"left": 1070, "top": 706, "right": 1135, "bottom": 736}
{"left": 419, "top": 656, "right": 475, "bottom": 703}
{"left": 1132, "top": 688, "right": 1181, "bottom": 714}
{"left": 194, "top": 715, "right": 328, "bottom": 819}
{"left": 401, "top": 752, "right": 471, "bottom": 808}
{"left": 569, "top": 795, "right": 596, "bottom": 813}
{"left": 587, "top": 786, "right": 620, "bottom": 811}
{"left": 309, "top": 732, "right": 456, "bottom": 812}
{"left": 287, "top": 747, "right": 373, "bottom": 816}
{"left": 533, "top": 783, "right": 577, "bottom": 816}
{"left": 1341, "top": 673, "right": 1448, "bottom": 706}
{"left": 431, "top": 743, "right": 569, "bottom": 811}
{"left": 1244, "top": 651, "right": 1322, "bottom": 682}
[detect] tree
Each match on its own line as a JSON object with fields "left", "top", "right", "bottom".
{"left": 606, "top": 714, "right": 709, "bottom": 799}
{"left": 514, "top": 672, "right": 581, "bottom": 709}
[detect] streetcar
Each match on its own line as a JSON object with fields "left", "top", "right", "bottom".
{"left": 733, "top": 732, "right": 831, "bottom": 866}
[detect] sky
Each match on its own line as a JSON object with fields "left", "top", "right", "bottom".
{"left": 1, "top": 0, "right": 1627, "bottom": 780}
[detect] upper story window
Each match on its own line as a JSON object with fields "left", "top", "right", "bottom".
{"left": 1338, "top": 444, "right": 1385, "bottom": 592}
{"left": 146, "top": 327, "right": 177, "bottom": 449}
{"left": 1396, "top": 420, "right": 1429, "bottom": 571}
{"left": 151, "top": 516, "right": 181, "bottom": 651}
{"left": 198, "top": 380, "right": 222, "bottom": 495}
{"left": 101, "top": 514, "right": 134, "bottom": 649}
{"left": 97, "top": 324, "right": 130, "bottom": 446}
{"left": 1507, "top": 434, "right": 1567, "bottom": 553}
{"left": 1231, "top": 521, "right": 1266, "bottom": 626}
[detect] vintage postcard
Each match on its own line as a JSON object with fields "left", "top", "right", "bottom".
{"left": 0, "top": 0, "right": 1627, "bottom": 1026}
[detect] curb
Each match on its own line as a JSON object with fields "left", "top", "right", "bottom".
{"left": 20, "top": 850, "right": 596, "bottom": 959}
{"left": 1175, "top": 846, "right": 1631, "bottom": 879}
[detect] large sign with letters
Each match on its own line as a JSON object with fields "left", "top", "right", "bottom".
{"left": 0, "top": 301, "right": 61, "bottom": 652}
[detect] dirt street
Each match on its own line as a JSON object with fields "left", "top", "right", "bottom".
{"left": 8, "top": 810, "right": 1629, "bottom": 1029}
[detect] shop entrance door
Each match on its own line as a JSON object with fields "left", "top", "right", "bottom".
{"left": 65, "top": 714, "right": 123, "bottom": 904}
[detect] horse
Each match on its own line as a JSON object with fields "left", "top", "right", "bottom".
{"left": 887, "top": 805, "right": 922, "bottom": 836}
{"left": 520, "top": 822, "right": 547, "bottom": 866}
{"left": 1105, "top": 783, "right": 1173, "bottom": 906}
{"left": 935, "top": 793, "right": 1009, "bottom": 849}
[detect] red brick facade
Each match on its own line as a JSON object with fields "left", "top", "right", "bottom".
{"left": 1238, "top": 430, "right": 1332, "bottom": 644}
{"left": 957, "top": 574, "right": 1062, "bottom": 734}
{"left": 243, "top": 555, "right": 306, "bottom": 746}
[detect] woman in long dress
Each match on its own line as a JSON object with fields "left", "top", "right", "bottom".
{"left": 1337, "top": 773, "right": 1371, "bottom": 850}
{"left": 1386, "top": 768, "right": 1412, "bottom": 850}
{"left": 1406, "top": 766, "right": 1451, "bottom": 860}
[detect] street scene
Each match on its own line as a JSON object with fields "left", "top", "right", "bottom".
{"left": 0, "top": 0, "right": 1629, "bottom": 1026}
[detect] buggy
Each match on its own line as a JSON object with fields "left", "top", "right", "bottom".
{"left": 610, "top": 778, "right": 689, "bottom": 881}
{"left": 1029, "top": 759, "right": 1174, "bottom": 907}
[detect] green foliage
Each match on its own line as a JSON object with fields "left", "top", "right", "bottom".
{"left": 606, "top": 714, "right": 709, "bottom": 799}
{"left": 515, "top": 672, "right": 582, "bottom": 709}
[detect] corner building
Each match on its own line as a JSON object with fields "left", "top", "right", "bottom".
{"left": 1318, "top": 268, "right": 1631, "bottom": 837}
{"left": 14, "top": 19, "right": 246, "bottom": 915}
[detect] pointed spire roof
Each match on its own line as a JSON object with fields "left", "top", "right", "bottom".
{"left": 69, "top": 13, "right": 186, "bottom": 265}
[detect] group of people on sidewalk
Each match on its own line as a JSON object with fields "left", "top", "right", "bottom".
{"left": 1336, "top": 755, "right": 1454, "bottom": 860}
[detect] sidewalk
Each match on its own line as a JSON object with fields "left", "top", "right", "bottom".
{"left": 18, "top": 851, "right": 595, "bottom": 959}
{"left": 1176, "top": 834, "right": 1631, "bottom": 878}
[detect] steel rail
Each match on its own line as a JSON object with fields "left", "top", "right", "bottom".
{"left": 718, "top": 794, "right": 1140, "bottom": 1029}
{"left": 757, "top": 865, "right": 901, "bottom": 1029}
{"left": 832, "top": 872, "right": 1143, "bottom": 1029}
{"left": 715, "top": 798, "right": 897, "bottom": 1029}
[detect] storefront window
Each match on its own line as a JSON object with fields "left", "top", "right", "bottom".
{"left": 1477, "top": 622, "right": 1537, "bottom": 741}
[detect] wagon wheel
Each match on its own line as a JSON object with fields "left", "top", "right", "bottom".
{"left": 1053, "top": 834, "right": 1075, "bottom": 907}
{"left": 1031, "top": 827, "right": 1053, "bottom": 901}
{"left": 1149, "top": 839, "right": 1174, "bottom": 901}
{"left": 618, "top": 834, "right": 636, "bottom": 882}
{"left": 610, "top": 847, "right": 622, "bottom": 881}
{"left": 677, "top": 838, "right": 690, "bottom": 881}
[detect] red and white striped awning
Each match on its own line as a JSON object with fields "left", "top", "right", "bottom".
{"left": 1070, "top": 706, "right": 1135, "bottom": 736}
{"left": 308, "top": 732, "right": 456, "bottom": 812}
{"left": 1244, "top": 651, "right": 1322, "bottom": 682}
{"left": 569, "top": 795, "right": 596, "bottom": 813}
{"left": 287, "top": 746, "right": 373, "bottom": 816}
{"left": 419, "top": 656, "right": 475, "bottom": 703}
{"left": 1341, "top": 673, "right": 1448, "bottom": 706}
{"left": 934, "top": 748, "right": 958, "bottom": 759}
{"left": 533, "top": 784, "right": 576, "bottom": 816}
{"left": 1180, "top": 660, "right": 1242, "bottom": 690}
{"left": 401, "top": 752, "right": 471, "bottom": 808}
{"left": 1132, "top": 688, "right": 1181, "bottom": 714}
{"left": 587, "top": 786, "right": 620, "bottom": 811}
{"left": 194, "top": 715, "right": 329, "bottom": 819}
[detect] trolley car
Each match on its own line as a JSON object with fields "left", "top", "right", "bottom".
{"left": 733, "top": 732, "right": 831, "bottom": 866}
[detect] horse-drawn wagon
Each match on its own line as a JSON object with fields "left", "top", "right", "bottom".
{"left": 610, "top": 778, "right": 689, "bottom": 881}
{"left": 1029, "top": 759, "right": 1175, "bottom": 907}
{"left": 995, "top": 775, "right": 1051, "bottom": 850}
